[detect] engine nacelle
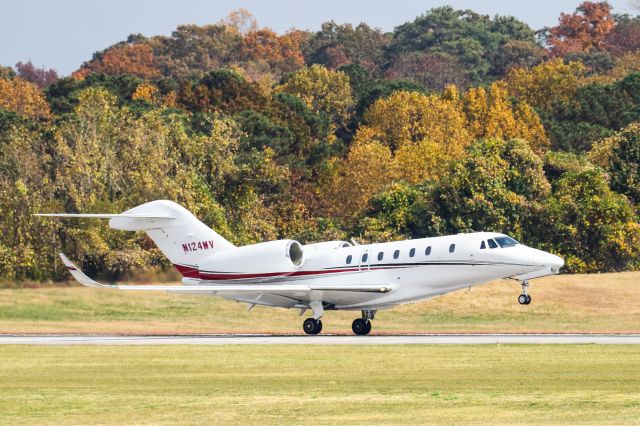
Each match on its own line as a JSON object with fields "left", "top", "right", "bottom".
{"left": 198, "top": 239, "right": 304, "bottom": 280}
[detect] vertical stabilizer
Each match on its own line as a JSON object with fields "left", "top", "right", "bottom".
{"left": 110, "top": 200, "right": 235, "bottom": 275}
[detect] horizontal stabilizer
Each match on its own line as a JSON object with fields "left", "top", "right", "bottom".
{"left": 59, "top": 254, "right": 394, "bottom": 294}
{"left": 35, "top": 213, "right": 174, "bottom": 219}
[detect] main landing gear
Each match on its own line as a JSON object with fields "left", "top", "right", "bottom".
{"left": 301, "top": 304, "right": 377, "bottom": 336}
{"left": 302, "top": 300, "right": 324, "bottom": 335}
{"left": 352, "top": 310, "right": 376, "bottom": 336}
{"left": 518, "top": 280, "right": 532, "bottom": 305}
{"left": 303, "top": 317, "right": 323, "bottom": 335}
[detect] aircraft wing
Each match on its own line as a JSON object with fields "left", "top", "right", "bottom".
{"left": 59, "top": 253, "right": 393, "bottom": 294}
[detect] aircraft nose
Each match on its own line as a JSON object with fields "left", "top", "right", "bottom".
{"left": 546, "top": 253, "right": 564, "bottom": 272}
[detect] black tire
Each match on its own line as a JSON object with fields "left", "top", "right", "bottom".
{"left": 363, "top": 320, "right": 372, "bottom": 335}
{"left": 352, "top": 318, "right": 367, "bottom": 335}
{"left": 518, "top": 294, "right": 528, "bottom": 305}
{"left": 525, "top": 295, "right": 532, "bottom": 305}
{"left": 303, "top": 318, "right": 321, "bottom": 335}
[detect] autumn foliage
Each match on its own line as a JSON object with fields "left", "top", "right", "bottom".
{"left": 3, "top": 4, "right": 640, "bottom": 280}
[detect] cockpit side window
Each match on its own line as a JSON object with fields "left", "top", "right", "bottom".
{"left": 495, "top": 236, "right": 519, "bottom": 248}
{"left": 488, "top": 239, "right": 498, "bottom": 249}
{"left": 480, "top": 241, "right": 486, "bottom": 249}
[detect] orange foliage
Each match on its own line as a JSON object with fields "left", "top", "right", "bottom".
{"left": 242, "top": 29, "right": 304, "bottom": 73}
{"left": 547, "top": 1, "right": 615, "bottom": 56}
{"left": 0, "top": 77, "right": 51, "bottom": 119}
{"left": 74, "top": 44, "right": 161, "bottom": 79}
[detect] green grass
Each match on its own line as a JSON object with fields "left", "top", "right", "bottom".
{"left": 1, "top": 272, "right": 639, "bottom": 334}
{"left": 0, "top": 345, "right": 638, "bottom": 425}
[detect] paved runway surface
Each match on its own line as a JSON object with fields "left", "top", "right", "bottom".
{"left": 1, "top": 334, "right": 639, "bottom": 345}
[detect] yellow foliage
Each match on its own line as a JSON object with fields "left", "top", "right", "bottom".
{"left": 503, "top": 59, "right": 588, "bottom": 110}
{"left": 357, "top": 90, "right": 471, "bottom": 155}
{"left": 325, "top": 141, "right": 393, "bottom": 222}
{"left": 276, "top": 64, "right": 354, "bottom": 126}
{"left": 588, "top": 122, "right": 640, "bottom": 168}
{"left": 0, "top": 77, "right": 51, "bottom": 119}
{"left": 132, "top": 83, "right": 161, "bottom": 104}
{"left": 132, "top": 83, "right": 177, "bottom": 108}
{"left": 392, "top": 139, "right": 449, "bottom": 184}
{"left": 463, "top": 83, "right": 549, "bottom": 155}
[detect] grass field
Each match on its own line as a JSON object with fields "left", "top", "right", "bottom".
{"left": 0, "top": 272, "right": 639, "bottom": 334}
{"left": 0, "top": 345, "right": 638, "bottom": 425}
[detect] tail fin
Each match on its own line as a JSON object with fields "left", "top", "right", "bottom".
{"left": 37, "top": 200, "right": 235, "bottom": 276}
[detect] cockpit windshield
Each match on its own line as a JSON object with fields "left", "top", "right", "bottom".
{"left": 494, "top": 236, "right": 519, "bottom": 248}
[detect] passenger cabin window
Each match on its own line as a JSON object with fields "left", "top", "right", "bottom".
{"left": 362, "top": 253, "right": 368, "bottom": 262}
{"left": 425, "top": 246, "right": 432, "bottom": 256}
{"left": 409, "top": 248, "right": 416, "bottom": 257}
{"left": 377, "top": 252, "right": 384, "bottom": 261}
{"left": 393, "top": 250, "right": 400, "bottom": 259}
{"left": 480, "top": 241, "right": 486, "bottom": 249}
{"left": 488, "top": 239, "right": 498, "bottom": 249}
{"left": 449, "top": 243, "right": 456, "bottom": 253}
{"left": 346, "top": 255, "right": 352, "bottom": 264}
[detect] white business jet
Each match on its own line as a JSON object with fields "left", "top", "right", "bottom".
{"left": 37, "top": 200, "right": 564, "bottom": 335}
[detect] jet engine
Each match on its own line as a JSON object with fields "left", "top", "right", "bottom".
{"left": 197, "top": 239, "right": 304, "bottom": 280}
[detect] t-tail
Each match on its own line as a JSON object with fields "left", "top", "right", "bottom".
{"left": 35, "top": 200, "right": 235, "bottom": 277}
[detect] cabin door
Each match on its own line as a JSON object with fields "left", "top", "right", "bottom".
{"left": 358, "top": 249, "right": 370, "bottom": 272}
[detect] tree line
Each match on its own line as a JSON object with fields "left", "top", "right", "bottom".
{"left": 1, "top": 2, "right": 640, "bottom": 281}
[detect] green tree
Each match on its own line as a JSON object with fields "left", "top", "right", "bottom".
{"left": 532, "top": 169, "right": 640, "bottom": 272}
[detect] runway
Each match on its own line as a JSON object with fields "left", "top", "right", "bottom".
{"left": 1, "top": 334, "right": 639, "bottom": 345}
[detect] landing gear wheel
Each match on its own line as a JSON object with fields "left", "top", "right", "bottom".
{"left": 352, "top": 318, "right": 371, "bottom": 336}
{"left": 518, "top": 294, "right": 528, "bottom": 305}
{"left": 303, "top": 318, "right": 322, "bottom": 335}
{"left": 525, "top": 294, "right": 531, "bottom": 305}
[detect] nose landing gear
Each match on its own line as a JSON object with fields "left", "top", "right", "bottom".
{"left": 352, "top": 310, "right": 376, "bottom": 335}
{"left": 518, "top": 280, "right": 531, "bottom": 305}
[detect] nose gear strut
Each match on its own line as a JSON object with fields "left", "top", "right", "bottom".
{"left": 518, "top": 280, "right": 531, "bottom": 305}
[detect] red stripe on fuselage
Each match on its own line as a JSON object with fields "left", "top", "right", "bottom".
{"left": 172, "top": 264, "right": 364, "bottom": 280}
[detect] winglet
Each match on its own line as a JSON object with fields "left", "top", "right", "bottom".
{"left": 59, "top": 253, "right": 113, "bottom": 288}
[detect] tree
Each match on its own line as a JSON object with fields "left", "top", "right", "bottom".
{"left": 323, "top": 141, "right": 393, "bottom": 224}
{"left": 218, "top": 8, "right": 258, "bottom": 35}
{"left": 277, "top": 64, "right": 353, "bottom": 126}
{"left": 431, "top": 138, "right": 550, "bottom": 239}
{"left": 178, "top": 69, "right": 267, "bottom": 114}
{"left": 388, "top": 7, "right": 536, "bottom": 84}
{"left": 0, "top": 77, "right": 51, "bottom": 119}
{"left": 606, "top": 124, "right": 640, "bottom": 204}
{"left": 503, "top": 59, "right": 588, "bottom": 111}
{"left": 303, "top": 21, "right": 389, "bottom": 70}
{"left": 356, "top": 90, "right": 471, "bottom": 153}
{"left": 463, "top": 83, "right": 550, "bottom": 155}
{"left": 74, "top": 43, "right": 161, "bottom": 80}
{"left": 384, "top": 52, "right": 468, "bottom": 91}
{"left": 545, "top": 1, "right": 615, "bottom": 56}
{"left": 531, "top": 169, "right": 640, "bottom": 272}
{"left": 241, "top": 28, "right": 305, "bottom": 76}
{"left": 603, "top": 15, "right": 640, "bottom": 56}
{"left": 542, "top": 73, "right": 640, "bottom": 152}
{"left": 15, "top": 61, "right": 58, "bottom": 88}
